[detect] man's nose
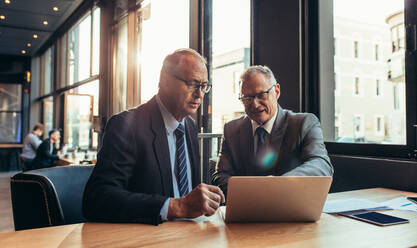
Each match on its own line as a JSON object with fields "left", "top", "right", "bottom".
{"left": 193, "top": 87, "right": 204, "bottom": 98}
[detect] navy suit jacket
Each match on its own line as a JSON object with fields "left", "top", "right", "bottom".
{"left": 82, "top": 96, "right": 201, "bottom": 225}
{"left": 31, "top": 139, "right": 59, "bottom": 169}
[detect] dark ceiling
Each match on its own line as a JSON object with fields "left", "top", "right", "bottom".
{"left": 0, "top": 0, "right": 83, "bottom": 57}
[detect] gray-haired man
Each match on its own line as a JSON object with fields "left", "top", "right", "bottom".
{"left": 212, "top": 65, "right": 333, "bottom": 196}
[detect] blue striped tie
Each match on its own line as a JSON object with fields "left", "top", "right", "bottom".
{"left": 175, "top": 123, "right": 189, "bottom": 197}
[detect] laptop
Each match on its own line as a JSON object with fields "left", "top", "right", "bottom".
{"left": 222, "top": 176, "right": 332, "bottom": 223}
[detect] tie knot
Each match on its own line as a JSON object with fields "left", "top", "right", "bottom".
{"left": 175, "top": 123, "right": 185, "bottom": 138}
{"left": 256, "top": 127, "right": 267, "bottom": 142}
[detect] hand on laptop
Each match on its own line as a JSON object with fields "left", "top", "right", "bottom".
{"left": 168, "top": 184, "right": 225, "bottom": 219}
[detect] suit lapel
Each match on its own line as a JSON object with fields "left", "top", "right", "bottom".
{"left": 184, "top": 117, "right": 200, "bottom": 187}
{"left": 239, "top": 117, "right": 254, "bottom": 175}
{"left": 149, "top": 97, "right": 174, "bottom": 197}
{"left": 270, "top": 105, "right": 288, "bottom": 169}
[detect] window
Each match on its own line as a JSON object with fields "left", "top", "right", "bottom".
{"left": 136, "top": 0, "right": 190, "bottom": 105}
{"left": 353, "top": 77, "right": 360, "bottom": 96}
{"left": 375, "top": 116, "right": 384, "bottom": 136}
{"left": 36, "top": 6, "right": 101, "bottom": 154}
{"left": 334, "top": 72, "right": 340, "bottom": 96}
{"left": 92, "top": 8, "right": 101, "bottom": 76}
{"left": 0, "top": 84, "right": 22, "bottom": 143}
{"left": 353, "top": 115, "right": 364, "bottom": 140}
{"left": 376, "top": 79, "right": 382, "bottom": 96}
{"left": 391, "top": 24, "right": 405, "bottom": 53}
{"left": 322, "top": 0, "right": 407, "bottom": 148}
{"left": 112, "top": 16, "right": 128, "bottom": 113}
{"left": 375, "top": 44, "right": 379, "bottom": 61}
{"left": 393, "top": 84, "right": 400, "bottom": 110}
{"left": 64, "top": 93, "right": 93, "bottom": 150}
{"left": 68, "top": 13, "right": 92, "bottom": 85}
{"left": 43, "top": 48, "right": 53, "bottom": 95}
{"left": 353, "top": 40, "right": 359, "bottom": 58}
{"left": 211, "top": 0, "right": 250, "bottom": 135}
{"left": 42, "top": 97, "right": 53, "bottom": 135}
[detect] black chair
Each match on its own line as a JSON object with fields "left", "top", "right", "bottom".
{"left": 10, "top": 165, "right": 94, "bottom": 231}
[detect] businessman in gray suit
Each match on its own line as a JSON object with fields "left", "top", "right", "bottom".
{"left": 212, "top": 65, "right": 333, "bottom": 196}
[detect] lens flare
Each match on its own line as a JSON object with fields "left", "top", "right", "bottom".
{"left": 256, "top": 147, "right": 278, "bottom": 170}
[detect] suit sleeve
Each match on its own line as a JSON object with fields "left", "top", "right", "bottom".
{"left": 283, "top": 114, "right": 334, "bottom": 176}
{"left": 82, "top": 115, "right": 167, "bottom": 225}
{"left": 212, "top": 123, "right": 235, "bottom": 196}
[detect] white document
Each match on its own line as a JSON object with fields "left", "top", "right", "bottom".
{"left": 380, "top": 197, "right": 417, "bottom": 212}
{"left": 322, "top": 198, "right": 387, "bottom": 213}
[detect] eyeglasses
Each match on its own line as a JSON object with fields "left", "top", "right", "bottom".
{"left": 239, "top": 85, "right": 276, "bottom": 105}
{"left": 173, "top": 75, "right": 212, "bottom": 93}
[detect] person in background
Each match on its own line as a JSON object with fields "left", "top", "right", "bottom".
{"left": 20, "top": 123, "right": 44, "bottom": 171}
{"left": 31, "top": 129, "right": 61, "bottom": 170}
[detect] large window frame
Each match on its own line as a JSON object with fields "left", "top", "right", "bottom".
{"left": 310, "top": 0, "right": 417, "bottom": 159}
{"left": 34, "top": 3, "right": 101, "bottom": 151}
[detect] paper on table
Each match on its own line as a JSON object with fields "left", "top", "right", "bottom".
{"left": 380, "top": 197, "right": 417, "bottom": 212}
{"left": 322, "top": 198, "right": 388, "bottom": 213}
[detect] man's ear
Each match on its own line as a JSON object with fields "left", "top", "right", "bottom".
{"left": 274, "top": 84, "right": 281, "bottom": 100}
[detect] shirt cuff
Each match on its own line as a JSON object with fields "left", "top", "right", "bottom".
{"left": 160, "top": 198, "right": 171, "bottom": 221}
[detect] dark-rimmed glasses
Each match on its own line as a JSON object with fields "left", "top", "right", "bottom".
{"left": 239, "top": 84, "right": 276, "bottom": 105}
{"left": 173, "top": 75, "right": 212, "bottom": 93}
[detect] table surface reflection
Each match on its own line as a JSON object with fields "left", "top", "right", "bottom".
{"left": 1, "top": 188, "right": 417, "bottom": 248}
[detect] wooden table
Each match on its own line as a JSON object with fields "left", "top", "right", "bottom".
{"left": 1, "top": 188, "right": 417, "bottom": 248}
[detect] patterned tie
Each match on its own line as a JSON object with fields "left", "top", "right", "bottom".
{"left": 174, "top": 123, "right": 189, "bottom": 197}
{"left": 255, "top": 127, "right": 267, "bottom": 156}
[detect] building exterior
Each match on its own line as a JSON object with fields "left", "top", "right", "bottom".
{"left": 334, "top": 15, "right": 405, "bottom": 144}
{"left": 212, "top": 48, "right": 250, "bottom": 134}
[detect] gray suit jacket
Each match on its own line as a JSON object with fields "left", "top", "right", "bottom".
{"left": 212, "top": 105, "right": 333, "bottom": 195}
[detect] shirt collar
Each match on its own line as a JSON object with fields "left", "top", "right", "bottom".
{"left": 156, "top": 94, "right": 184, "bottom": 135}
{"left": 251, "top": 108, "right": 278, "bottom": 136}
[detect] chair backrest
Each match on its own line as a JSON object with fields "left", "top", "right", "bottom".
{"left": 10, "top": 165, "right": 94, "bottom": 231}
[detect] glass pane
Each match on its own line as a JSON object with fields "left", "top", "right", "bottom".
{"left": 212, "top": 0, "right": 250, "bottom": 136}
{"left": 75, "top": 80, "right": 99, "bottom": 116}
{"left": 331, "top": 0, "right": 405, "bottom": 144}
{"left": 68, "top": 13, "right": 92, "bottom": 85}
{"left": 113, "top": 17, "right": 128, "bottom": 112}
{"left": 70, "top": 81, "right": 99, "bottom": 150}
{"left": 43, "top": 97, "right": 53, "bottom": 135}
{"left": 137, "top": 0, "right": 189, "bottom": 104}
{"left": 0, "top": 84, "right": 22, "bottom": 111}
{"left": 0, "top": 112, "right": 21, "bottom": 143}
{"left": 65, "top": 94, "right": 93, "bottom": 150}
{"left": 92, "top": 8, "right": 101, "bottom": 76}
{"left": 44, "top": 48, "right": 53, "bottom": 94}
{"left": 59, "top": 34, "right": 68, "bottom": 88}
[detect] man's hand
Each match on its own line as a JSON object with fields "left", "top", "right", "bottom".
{"left": 168, "top": 183, "right": 225, "bottom": 219}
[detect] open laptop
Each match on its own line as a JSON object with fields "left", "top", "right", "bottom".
{"left": 222, "top": 176, "right": 332, "bottom": 223}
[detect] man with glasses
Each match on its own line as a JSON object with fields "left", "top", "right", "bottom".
{"left": 212, "top": 65, "right": 333, "bottom": 197}
{"left": 83, "top": 48, "right": 224, "bottom": 225}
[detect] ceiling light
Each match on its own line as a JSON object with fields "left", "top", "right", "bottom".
{"left": 21, "top": 50, "right": 26, "bottom": 54}
{"left": 5, "top": 0, "right": 11, "bottom": 4}
{"left": 53, "top": 6, "right": 59, "bottom": 12}
{"left": 27, "top": 43, "right": 31, "bottom": 47}
{"left": 0, "top": 15, "right": 5, "bottom": 20}
{"left": 33, "top": 34, "right": 38, "bottom": 39}
{"left": 43, "top": 20, "right": 48, "bottom": 25}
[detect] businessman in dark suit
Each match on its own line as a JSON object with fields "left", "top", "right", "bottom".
{"left": 212, "top": 65, "right": 333, "bottom": 196}
{"left": 83, "top": 49, "right": 224, "bottom": 225}
{"left": 31, "top": 129, "right": 60, "bottom": 170}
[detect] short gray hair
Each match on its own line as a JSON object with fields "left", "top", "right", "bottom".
{"left": 161, "top": 48, "right": 207, "bottom": 75}
{"left": 240, "top": 65, "right": 278, "bottom": 85}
